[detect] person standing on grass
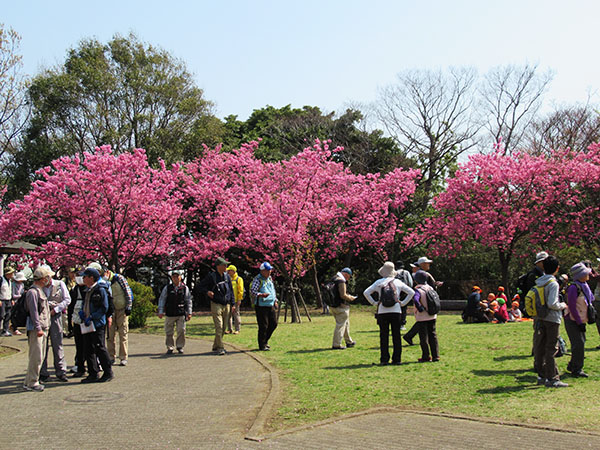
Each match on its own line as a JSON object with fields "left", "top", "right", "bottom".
{"left": 250, "top": 262, "right": 278, "bottom": 351}
{"left": 226, "top": 265, "right": 244, "bottom": 335}
{"left": 23, "top": 266, "right": 51, "bottom": 391}
{"left": 564, "top": 263, "right": 595, "bottom": 378}
{"left": 395, "top": 260, "right": 413, "bottom": 331}
{"left": 158, "top": 270, "right": 192, "bottom": 355}
{"left": 403, "top": 256, "right": 440, "bottom": 346}
{"left": 330, "top": 267, "right": 357, "bottom": 350}
{"left": 364, "top": 262, "right": 414, "bottom": 366}
{"left": 199, "top": 258, "right": 235, "bottom": 356}
{"left": 532, "top": 255, "right": 568, "bottom": 388}
{"left": 412, "top": 270, "right": 440, "bottom": 362}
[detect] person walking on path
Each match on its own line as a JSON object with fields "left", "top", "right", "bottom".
{"left": 532, "top": 255, "right": 568, "bottom": 388}
{"left": 363, "top": 262, "right": 415, "bottom": 365}
{"left": 199, "top": 258, "right": 235, "bottom": 355}
{"left": 79, "top": 267, "right": 114, "bottom": 383}
{"left": 106, "top": 270, "right": 133, "bottom": 366}
{"left": 157, "top": 270, "right": 192, "bottom": 354}
{"left": 68, "top": 272, "right": 87, "bottom": 377}
{"left": 250, "top": 262, "right": 278, "bottom": 351}
{"left": 564, "top": 262, "right": 595, "bottom": 378}
{"left": 226, "top": 265, "right": 244, "bottom": 334}
{"left": 40, "top": 265, "right": 71, "bottom": 383}
{"left": 23, "top": 266, "right": 52, "bottom": 391}
{"left": 330, "top": 267, "right": 357, "bottom": 350}
{"left": 0, "top": 263, "right": 15, "bottom": 337}
{"left": 412, "top": 270, "right": 440, "bottom": 362}
{"left": 395, "top": 260, "right": 413, "bottom": 331}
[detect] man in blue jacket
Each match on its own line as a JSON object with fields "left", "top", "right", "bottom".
{"left": 250, "top": 262, "right": 278, "bottom": 351}
{"left": 79, "top": 268, "right": 114, "bottom": 383}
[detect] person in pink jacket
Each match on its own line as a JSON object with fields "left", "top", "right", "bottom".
{"left": 494, "top": 298, "right": 509, "bottom": 323}
{"left": 412, "top": 270, "right": 439, "bottom": 362}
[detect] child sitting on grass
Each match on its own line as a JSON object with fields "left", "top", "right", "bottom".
{"left": 508, "top": 301, "right": 522, "bottom": 321}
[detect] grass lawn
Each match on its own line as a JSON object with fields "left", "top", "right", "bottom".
{"left": 138, "top": 307, "right": 600, "bottom": 432}
{"left": 0, "top": 345, "right": 18, "bottom": 358}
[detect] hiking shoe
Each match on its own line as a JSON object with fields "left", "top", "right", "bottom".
{"left": 120, "top": 360, "right": 128, "bottom": 366}
{"left": 1, "top": 331, "right": 12, "bottom": 337}
{"left": 218, "top": 349, "right": 226, "bottom": 356}
{"left": 39, "top": 375, "right": 49, "bottom": 382}
{"left": 432, "top": 357, "right": 440, "bottom": 362}
{"left": 259, "top": 347, "right": 270, "bottom": 351}
{"left": 81, "top": 376, "right": 99, "bottom": 384}
{"left": 332, "top": 346, "right": 346, "bottom": 350}
{"left": 403, "top": 336, "right": 414, "bottom": 346}
{"left": 177, "top": 348, "right": 184, "bottom": 354}
{"left": 233, "top": 331, "right": 240, "bottom": 334}
{"left": 13, "top": 330, "right": 22, "bottom": 335}
{"left": 392, "top": 361, "right": 402, "bottom": 365}
{"left": 536, "top": 376, "right": 546, "bottom": 385}
{"left": 72, "top": 372, "right": 85, "bottom": 378}
{"left": 98, "top": 373, "right": 114, "bottom": 383}
{"left": 346, "top": 341, "right": 356, "bottom": 348}
{"left": 572, "top": 371, "right": 589, "bottom": 378}
{"left": 545, "top": 379, "right": 569, "bottom": 388}
{"left": 379, "top": 361, "right": 389, "bottom": 366}
{"left": 166, "top": 349, "right": 174, "bottom": 355}
{"left": 23, "top": 384, "right": 44, "bottom": 392}
{"left": 418, "top": 357, "right": 432, "bottom": 363}
{"left": 56, "top": 375, "right": 69, "bottom": 382}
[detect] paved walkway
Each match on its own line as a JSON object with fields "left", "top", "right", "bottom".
{"left": 2, "top": 332, "right": 600, "bottom": 449}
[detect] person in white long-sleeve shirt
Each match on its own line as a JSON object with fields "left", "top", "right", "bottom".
{"left": 363, "top": 262, "right": 415, "bottom": 365}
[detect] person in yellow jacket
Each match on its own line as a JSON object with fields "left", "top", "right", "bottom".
{"left": 226, "top": 265, "right": 244, "bottom": 334}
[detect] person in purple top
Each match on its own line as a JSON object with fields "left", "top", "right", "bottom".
{"left": 564, "top": 262, "right": 595, "bottom": 378}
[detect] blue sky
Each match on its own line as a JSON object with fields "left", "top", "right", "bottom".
{"left": 3, "top": 0, "right": 599, "bottom": 120}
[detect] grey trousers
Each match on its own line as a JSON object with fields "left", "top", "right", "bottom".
{"left": 41, "top": 312, "right": 67, "bottom": 377}
{"left": 564, "top": 317, "right": 586, "bottom": 373}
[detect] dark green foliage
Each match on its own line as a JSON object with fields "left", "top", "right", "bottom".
{"left": 128, "top": 278, "right": 157, "bottom": 329}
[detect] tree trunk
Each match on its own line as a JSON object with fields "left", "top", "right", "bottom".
{"left": 498, "top": 248, "right": 511, "bottom": 297}
{"left": 310, "top": 265, "right": 323, "bottom": 309}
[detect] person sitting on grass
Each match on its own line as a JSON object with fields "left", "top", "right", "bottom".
{"left": 508, "top": 301, "right": 523, "bottom": 321}
{"left": 494, "top": 298, "right": 509, "bottom": 323}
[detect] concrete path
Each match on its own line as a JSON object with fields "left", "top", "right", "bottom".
{"left": 2, "top": 332, "right": 600, "bottom": 449}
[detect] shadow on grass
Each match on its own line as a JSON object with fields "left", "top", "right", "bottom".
{"left": 493, "top": 354, "right": 531, "bottom": 362}
{"left": 477, "top": 383, "right": 540, "bottom": 394}
{"left": 323, "top": 361, "right": 419, "bottom": 370}
{"left": 472, "top": 368, "right": 531, "bottom": 376}
{"left": 287, "top": 348, "right": 336, "bottom": 354}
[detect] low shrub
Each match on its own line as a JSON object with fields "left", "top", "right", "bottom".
{"left": 128, "top": 279, "right": 156, "bottom": 328}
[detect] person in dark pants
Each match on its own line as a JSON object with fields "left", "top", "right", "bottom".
{"left": 395, "top": 261, "right": 413, "bottom": 331}
{"left": 79, "top": 268, "right": 114, "bottom": 383}
{"left": 533, "top": 255, "right": 568, "bottom": 388}
{"left": 68, "top": 273, "right": 87, "bottom": 377}
{"left": 413, "top": 270, "right": 439, "bottom": 362}
{"left": 250, "top": 262, "right": 278, "bottom": 351}
{"left": 363, "top": 262, "right": 414, "bottom": 365}
{"left": 564, "top": 262, "right": 594, "bottom": 378}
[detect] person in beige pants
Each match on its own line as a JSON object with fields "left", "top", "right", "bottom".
{"left": 106, "top": 271, "right": 133, "bottom": 366}
{"left": 330, "top": 268, "right": 357, "bottom": 350}
{"left": 158, "top": 271, "right": 192, "bottom": 354}
{"left": 24, "top": 267, "right": 52, "bottom": 391}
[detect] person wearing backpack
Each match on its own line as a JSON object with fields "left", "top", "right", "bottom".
{"left": 330, "top": 267, "right": 357, "bottom": 350}
{"left": 10, "top": 271, "right": 26, "bottom": 335}
{"left": 564, "top": 263, "right": 595, "bottom": 378}
{"left": 413, "top": 270, "right": 440, "bottom": 362}
{"left": 532, "top": 255, "right": 568, "bottom": 388}
{"left": 363, "top": 262, "right": 415, "bottom": 365}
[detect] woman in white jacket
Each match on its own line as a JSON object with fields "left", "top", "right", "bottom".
{"left": 364, "top": 262, "right": 415, "bottom": 365}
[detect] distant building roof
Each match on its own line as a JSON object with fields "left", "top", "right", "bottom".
{"left": 0, "top": 241, "right": 39, "bottom": 254}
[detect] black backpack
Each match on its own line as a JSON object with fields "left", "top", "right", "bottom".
{"left": 323, "top": 280, "right": 341, "bottom": 307}
{"left": 12, "top": 293, "right": 29, "bottom": 327}
{"left": 380, "top": 280, "right": 398, "bottom": 307}
{"left": 419, "top": 285, "right": 440, "bottom": 315}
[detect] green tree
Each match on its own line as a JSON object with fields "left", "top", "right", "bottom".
{"left": 6, "top": 33, "right": 222, "bottom": 200}
{"left": 223, "top": 105, "right": 410, "bottom": 173}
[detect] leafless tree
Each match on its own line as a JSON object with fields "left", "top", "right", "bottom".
{"left": 527, "top": 102, "right": 600, "bottom": 155}
{"left": 0, "top": 25, "right": 29, "bottom": 165}
{"left": 480, "top": 63, "right": 553, "bottom": 154}
{"left": 374, "top": 67, "right": 480, "bottom": 200}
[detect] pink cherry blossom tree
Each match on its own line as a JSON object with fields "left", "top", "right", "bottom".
{"left": 0, "top": 146, "right": 181, "bottom": 271}
{"left": 408, "top": 147, "right": 570, "bottom": 290}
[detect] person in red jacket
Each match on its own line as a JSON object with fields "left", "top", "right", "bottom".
{"left": 494, "top": 298, "right": 509, "bottom": 323}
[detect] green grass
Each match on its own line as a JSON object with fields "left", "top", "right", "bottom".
{"left": 138, "top": 307, "right": 600, "bottom": 432}
{"left": 0, "top": 345, "right": 18, "bottom": 358}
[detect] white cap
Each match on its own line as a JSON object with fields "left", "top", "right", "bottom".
{"left": 416, "top": 256, "right": 433, "bottom": 266}
{"left": 534, "top": 252, "right": 549, "bottom": 264}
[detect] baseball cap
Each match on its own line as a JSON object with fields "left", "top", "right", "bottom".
{"left": 259, "top": 262, "right": 273, "bottom": 271}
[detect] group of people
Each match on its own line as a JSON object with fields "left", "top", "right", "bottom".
{"left": 0, "top": 255, "right": 133, "bottom": 392}
{"left": 324, "top": 256, "right": 441, "bottom": 366}
{"left": 157, "top": 258, "right": 277, "bottom": 355}
{"left": 464, "top": 286, "right": 523, "bottom": 323}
